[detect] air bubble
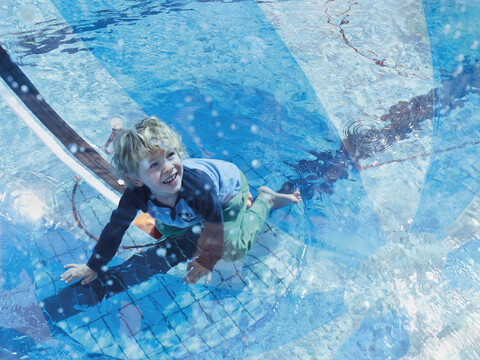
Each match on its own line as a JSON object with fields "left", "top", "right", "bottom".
{"left": 156, "top": 248, "right": 167, "bottom": 257}
{"left": 68, "top": 144, "right": 79, "bottom": 154}
{"left": 250, "top": 125, "right": 259, "bottom": 134}
{"left": 20, "top": 85, "right": 28, "bottom": 93}
{"left": 251, "top": 159, "right": 260, "bottom": 168}
{"left": 443, "top": 24, "right": 451, "bottom": 35}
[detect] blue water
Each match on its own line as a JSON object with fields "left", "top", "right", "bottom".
{"left": 1, "top": 0, "right": 479, "bottom": 358}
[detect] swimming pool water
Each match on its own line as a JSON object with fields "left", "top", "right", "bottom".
{"left": 1, "top": 0, "right": 479, "bottom": 358}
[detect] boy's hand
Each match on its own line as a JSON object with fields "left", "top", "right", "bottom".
{"left": 184, "top": 260, "right": 212, "bottom": 285}
{"left": 61, "top": 264, "right": 97, "bottom": 285}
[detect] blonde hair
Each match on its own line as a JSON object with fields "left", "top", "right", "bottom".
{"left": 112, "top": 116, "right": 187, "bottom": 187}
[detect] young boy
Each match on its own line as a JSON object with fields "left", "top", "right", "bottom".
{"left": 61, "top": 117, "right": 301, "bottom": 286}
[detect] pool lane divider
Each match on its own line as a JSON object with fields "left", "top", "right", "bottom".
{"left": 0, "top": 45, "right": 161, "bottom": 241}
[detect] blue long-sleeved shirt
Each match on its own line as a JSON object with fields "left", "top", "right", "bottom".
{"left": 87, "top": 158, "right": 241, "bottom": 273}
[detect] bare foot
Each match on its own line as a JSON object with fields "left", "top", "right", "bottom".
{"left": 257, "top": 186, "right": 302, "bottom": 209}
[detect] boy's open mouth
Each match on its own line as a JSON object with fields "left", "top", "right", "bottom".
{"left": 163, "top": 173, "right": 177, "bottom": 184}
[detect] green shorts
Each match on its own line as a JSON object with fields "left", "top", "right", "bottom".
{"left": 156, "top": 172, "right": 270, "bottom": 262}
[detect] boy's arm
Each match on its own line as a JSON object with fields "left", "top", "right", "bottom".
{"left": 87, "top": 195, "right": 139, "bottom": 273}
{"left": 196, "top": 221, "right": 224, "bottom": 269}
{"left": 61, "top": 188, "right": 141, "bottom": 284}
{"left": 61, "top": 263, "right": 97, "bottom": 285}
{"left": 184, "top": 221, "right": 224, "bottom": 284}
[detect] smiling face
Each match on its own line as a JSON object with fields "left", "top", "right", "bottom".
{"left": 129, "top": 148, "right": 183, "bottom": 206}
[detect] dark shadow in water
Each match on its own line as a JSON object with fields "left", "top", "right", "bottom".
{"left": 285, "top": 144, "right": 352, "bottom": 200}
{"left": 10, "top": 0, "right": 248, "bottom": 58}
{"left": 42, "top": 235, "right": 199, "bottom": 323}
{"left": 344, "top": 59, "right": 480, "bottom": 163}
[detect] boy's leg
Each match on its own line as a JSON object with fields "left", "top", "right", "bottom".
{"left": 222, "top": 173, "right": 271, "bottom": 262}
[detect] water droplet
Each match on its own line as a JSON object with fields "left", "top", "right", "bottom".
{"left": 443, "top": 24, "right": 451, "bottom": 35}
{"left": 68, "top": 144, "right": 78, "bottom": 154}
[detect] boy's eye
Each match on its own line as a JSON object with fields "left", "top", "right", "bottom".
{"left": 150, "top": 162, "right": 159, "bottom": 169}
{"left": 168, "top": 151, "right": 176, "bottom": 158}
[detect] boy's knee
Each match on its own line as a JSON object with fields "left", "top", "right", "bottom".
{"left": 221, "top": 238, "right": 250, "bottom": 262}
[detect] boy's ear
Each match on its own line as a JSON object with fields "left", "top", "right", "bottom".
{"left": 124, "top": 173, "right": 144, "bottom": 187}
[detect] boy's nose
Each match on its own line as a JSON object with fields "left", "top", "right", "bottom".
{"left": 162, "top": 162, "right": 173, "bottom": 173}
